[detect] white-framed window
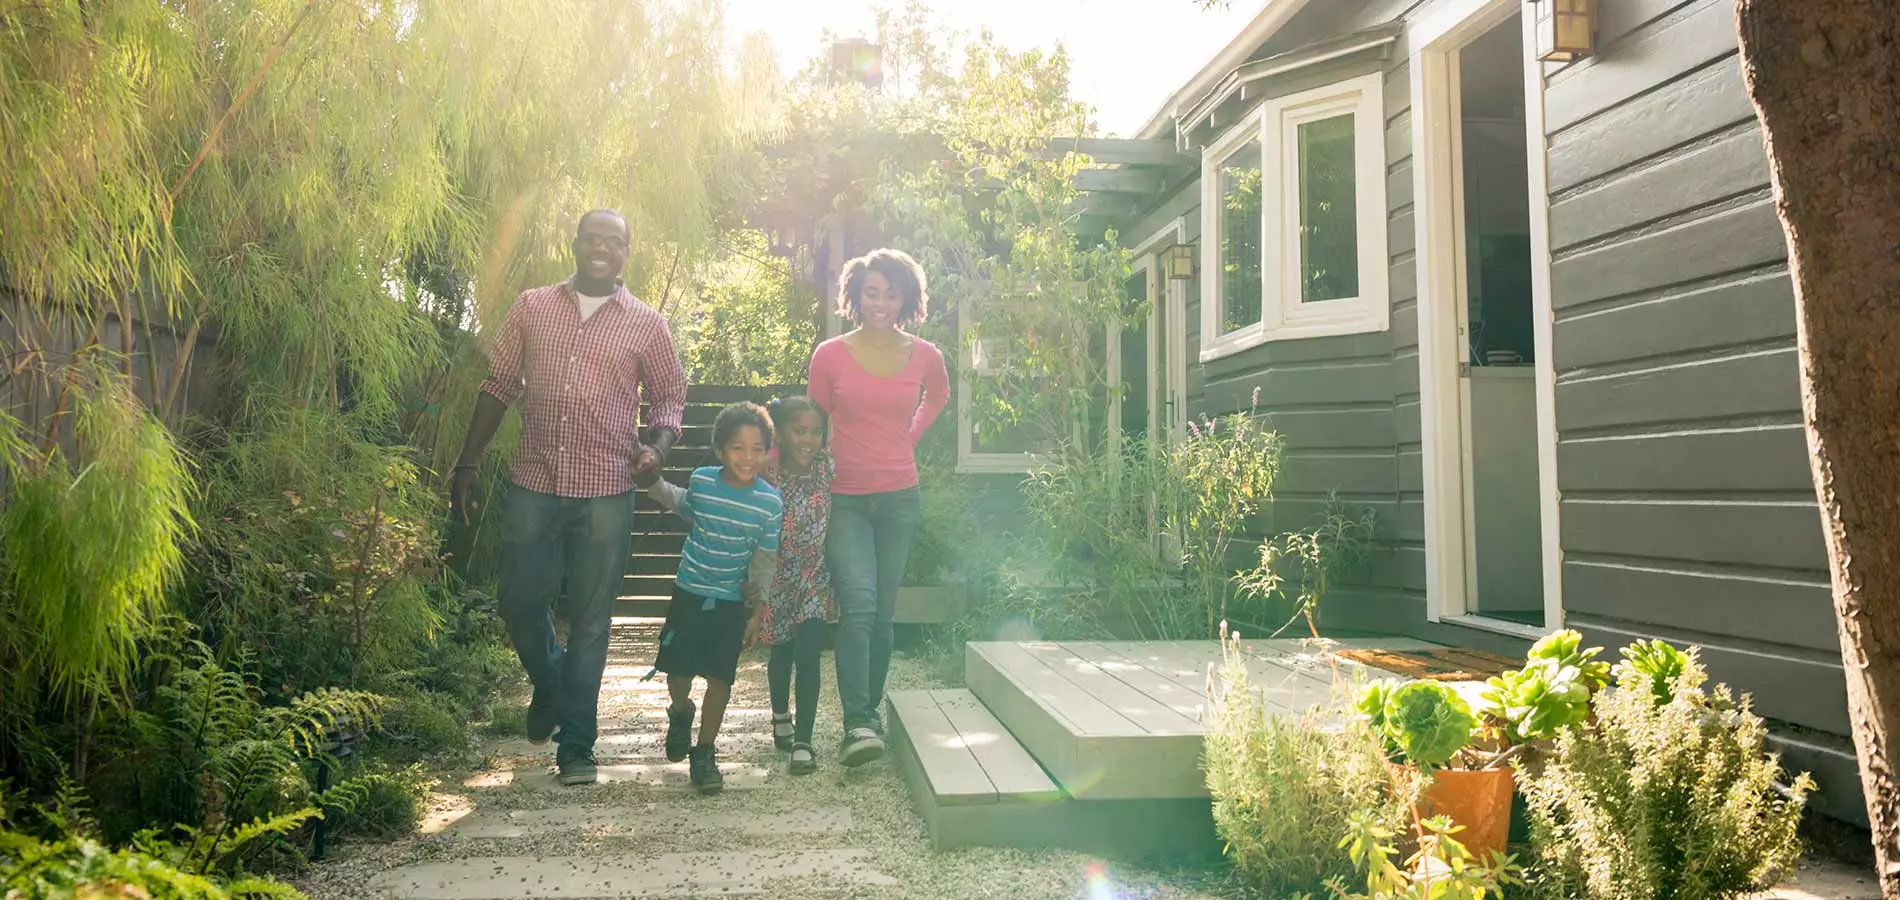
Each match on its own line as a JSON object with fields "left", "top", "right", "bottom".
{"left": 1200, "top": 72, "right": 1390, "bottom": 362}
{"left": 954, "top": 289, "right": 1124, "bottom": 475}
{"left": 956, "top": 299, "right": 1044, "bottom": 474}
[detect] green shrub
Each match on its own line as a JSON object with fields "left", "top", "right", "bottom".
{"left": 1, "top": 781, "right": 308, "bottom": 899}
{"left": 329, "top": 764, "right": 429, "bottom": 840}
{"left": 1205, "top": 637, "right": 1414, "bottom": 897}
{"left": 1517, "top": 650, "right": 1812, "bottom": 899}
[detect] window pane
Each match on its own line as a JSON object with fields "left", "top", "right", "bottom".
{"left": 1297, "top": 113, "right": 1359, "bottom": 304}
{"left": 1217, "top": 139, "right": 1263, "bottom": 334}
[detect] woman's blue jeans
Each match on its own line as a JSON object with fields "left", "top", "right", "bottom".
{"left": 827, "top": 487, "right": 921, "bottom": 731}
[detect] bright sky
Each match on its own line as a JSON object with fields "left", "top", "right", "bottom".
{"left": 723, "top": 0, "right": 1266, "bottom": 135}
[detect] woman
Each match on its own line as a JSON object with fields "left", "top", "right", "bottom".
{"left": 806, "top": 248, "right": 950, "bottom": 768}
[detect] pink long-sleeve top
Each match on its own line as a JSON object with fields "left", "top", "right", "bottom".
{"left": 807, "top": 335, "right": 951, "bottom": 496}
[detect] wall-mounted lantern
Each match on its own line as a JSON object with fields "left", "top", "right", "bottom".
{"left": 1165, "top": 243, "right": 1196, "bottom": 281}
{"left": 1530, "top": 0, "right": 1596, "bottom": 63}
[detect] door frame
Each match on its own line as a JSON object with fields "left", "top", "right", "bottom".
{"left": 1409, "top": 0, "right": 1563, "bottom": 638}
{"left": 1125, "top": 217, "right": 1190, "bottom": 446}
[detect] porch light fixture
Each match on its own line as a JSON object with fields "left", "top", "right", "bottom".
{"left": 1530, "top": 0, "right": 1595, "bottom": 62}
{"left": 1165, "top": 243, "right": 1196, "bottom": 281}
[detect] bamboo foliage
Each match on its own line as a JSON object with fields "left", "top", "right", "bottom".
{"left": 0, "top": 0, "right": 774, "bottom": 721}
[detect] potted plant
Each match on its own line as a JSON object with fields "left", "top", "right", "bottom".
{"left": 1358, "top": 678, "right": 1515, "bottom": 860}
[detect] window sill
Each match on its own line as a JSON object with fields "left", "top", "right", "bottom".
{"left": 1199, "top": 309, "right": 1389, "bottom": 363}
{"left": 1438, "top": 613, "right": 1549, "bottom": 642}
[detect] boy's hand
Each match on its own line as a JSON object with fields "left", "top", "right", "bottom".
{"left": 743, "top": 607, "right": 764, "bottom": 651}
{"left": 631, "top": 446, "right": 661, "bottom": 487}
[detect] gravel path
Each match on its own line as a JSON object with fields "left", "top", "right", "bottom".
{"left": 293, "top": 620, "right": 1234, "bottom": 899}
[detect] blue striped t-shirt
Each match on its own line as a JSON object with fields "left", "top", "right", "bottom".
{"left": 674, "top": 466, "right": 782, "bottom": 604}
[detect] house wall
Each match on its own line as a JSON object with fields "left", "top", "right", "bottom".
{"left": 1126, "top": 1, "right": 1526, "bottom": 657}
{"left": 1127, "top": 0, "right": 1861, "bottom": 822}
{"left": 1538, "top": 0, "right": 1857, "bottom": 821}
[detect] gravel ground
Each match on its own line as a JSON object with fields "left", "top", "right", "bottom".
{"left": 292, "top": 620, "right": 1238, "bottom": 900}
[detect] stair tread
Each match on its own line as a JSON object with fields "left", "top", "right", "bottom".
{"left": 888, "top": 688, "right": 1060, "bottom": 806}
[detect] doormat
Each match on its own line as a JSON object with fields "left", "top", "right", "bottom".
{"left": 1338, "top": 647, "right": 1522, "bottom": 682}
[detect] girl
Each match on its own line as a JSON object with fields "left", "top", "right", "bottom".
{"left": 633, "top": 402, "right": 782, "bottom": 795}
{"left": 806, "top": 248, "right": 950, "bottom": 767}
{"left": 758, "top": 396, "right": 836, "bottom": 775}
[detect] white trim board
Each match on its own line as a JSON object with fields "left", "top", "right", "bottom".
{"left": 1408, "top": 0, "right": 1564, "bottom": 634}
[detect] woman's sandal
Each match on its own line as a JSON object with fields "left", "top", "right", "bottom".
{"left": 771, "top": 713, "right": 794, "bottom": 752}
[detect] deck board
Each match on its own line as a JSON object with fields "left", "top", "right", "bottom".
{"left": 964, "top": 637, "right": 1463, "bottom": 801}
{"left": 1017, "top": 642, "right": 1201, "bottom": 735}
{"left": 929, "top": 690, "right": 1062, "bottom": 801}
{"left": 1063, "top": 642, "right": 1208, "bottom": 722}
{"left": 973, "top": 642, "right": 1143, "bottom": 737}
{"left": 886, "top": 691, "right": 997, "bottom": 806}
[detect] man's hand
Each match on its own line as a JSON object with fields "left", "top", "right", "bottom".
{"left": 631, "top": 447, "right": 662, "bottom": 488}
{"left": 630, "top": 439, "right": 666, "bottom": 482}
{"left": 450, "top": 467, "right": 482, "bottom": 525}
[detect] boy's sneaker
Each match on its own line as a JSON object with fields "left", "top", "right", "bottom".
{"left": 789, "top": 742, "right": 817, "bottom": 776}
{"left": 557, "top": 751, "right": 598, "bottom": 786}
{"left": 689, "top": 746, "right": 724, "bottom": 795}
{"left": 771, "top": 713, "right": 794, "bottom": 752}
{"left": 665, "top": 700, "right": 696, "bottom": 763}
{"left": 839, "top": 727, "right": 885, "bottom": 768}
{"left": 526, "top": 688, "right": 560, "bottom": 746}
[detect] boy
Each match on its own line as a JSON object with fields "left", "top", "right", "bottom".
{"left": 634, "top": 402, "right": 782, "bottom": 794}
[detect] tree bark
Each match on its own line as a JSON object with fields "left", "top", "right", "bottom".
{"left": 1734, "top": 0, "right": 1900, "bottom": 889}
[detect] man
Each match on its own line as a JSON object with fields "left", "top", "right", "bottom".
{"left": 450, "top": 209, "right": 686, "bottom": 786}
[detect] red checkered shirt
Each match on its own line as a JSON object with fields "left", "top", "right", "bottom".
{"left": 478, "top": 280, "right": 687, "bottom": 498}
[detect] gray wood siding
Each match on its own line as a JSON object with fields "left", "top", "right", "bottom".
{"left": 1152, "top": 32, "right": 1430, "bottom": 634}
{"left": 1544, "top": 0, "right": 1851, "bottom": 816}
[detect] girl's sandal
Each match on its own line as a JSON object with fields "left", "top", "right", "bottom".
{"left": 772, "top": 713, "right": 794, "bottom": 752}
{"left": 789, "top": 742, "right": 817, "bottom": 775}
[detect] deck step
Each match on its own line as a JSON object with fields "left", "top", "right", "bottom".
{"left": 886, "top": 686, "right": 1222, "bottom": 862}
{"left": 886, "top": 689, "right": 1062, "bottom": 851}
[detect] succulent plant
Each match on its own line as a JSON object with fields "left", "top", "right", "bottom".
{"left": 1525, "top": 629, "right": 1611, "bottom": 691}
{"left": 1381, "top": 680, "right": 1477, "bottom": 768}
{"left": 1617, "top": 638, "right": 1694, "bottom": 705}
{"left": 1480, "top": 659, "right": 1593, "bottom": 743}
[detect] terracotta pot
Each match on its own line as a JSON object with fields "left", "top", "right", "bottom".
{"left": 1419, "top": 768, "right": 1514, "bottom": 860}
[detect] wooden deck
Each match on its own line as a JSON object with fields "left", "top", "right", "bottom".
{"left": 888, "top": 636, "right": 1458, "bottom": 858}
{"left": 966, "top": 637, "right": 1441, "bottom": 800}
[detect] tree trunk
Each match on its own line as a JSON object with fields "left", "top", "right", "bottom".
{"left": 1734, "top": 0, "right": 1900, "bottom": 889}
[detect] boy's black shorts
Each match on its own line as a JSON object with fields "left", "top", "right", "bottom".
{"left": 653, "top": 587, "right": 750, "bottom": 684}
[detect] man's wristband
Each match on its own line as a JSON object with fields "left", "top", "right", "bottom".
{"left": 453, "top": 464, "right": 479, "bottom": 473}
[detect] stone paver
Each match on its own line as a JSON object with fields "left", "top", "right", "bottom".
{"left": 505, "top": 761, "right": 774, "bottom": 793}
{"left": 440, "top": 805, "right": 853, "bottom": 840}
{"left": 368, "top": 849, "right": 897, "bottom": 898}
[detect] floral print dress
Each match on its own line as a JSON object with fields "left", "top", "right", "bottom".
{"left": 758, "top": 450, "right": 836, "bottom": 645}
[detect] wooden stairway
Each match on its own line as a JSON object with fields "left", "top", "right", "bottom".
{"left": 616, "top": 384, "right": 803, "bottom": 618}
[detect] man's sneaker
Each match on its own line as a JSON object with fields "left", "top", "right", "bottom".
{"left": 526, "top": 689, "right": 560, "bottom": 746}
{"left": 689, "top": 746, "right": 724, "bottom": 795}
{"left": 839, "top": 726, "right": 885, "bottom": 768}
{"left": 789, "top": 742, "right": 817, "bottom": 776}
{"left": 665, "top": 700, "right": 696, "bottom": 763}
{"left": 771, "top": 713, "right": 794, "bottom": 752}
{"left": 557, "top": 751, "right": 598, "bottom": 786}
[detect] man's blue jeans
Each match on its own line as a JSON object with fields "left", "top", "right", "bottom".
{"left": 827, "top": 487, "right": 922, "bottom": 731}
{"left": 496, "top": 486, "right": 635, "bottom": 761}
